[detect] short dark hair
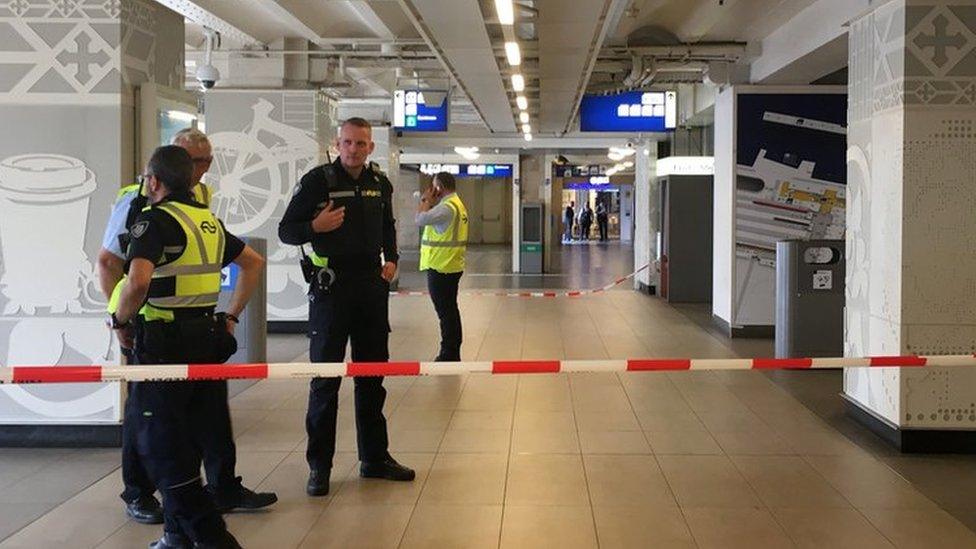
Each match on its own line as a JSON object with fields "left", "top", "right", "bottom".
{"left": 341, "top": 117, "right": 372, "bottom": 131}
{"left": 433, "top": 172, "right": 456, "bottom": 191}
{"left": 147, "top": 145, "right": 193, "bottom": 194}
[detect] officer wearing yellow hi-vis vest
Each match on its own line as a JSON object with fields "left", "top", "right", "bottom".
{"left": 111, "top": 145, "right": 266, "bottom": 548}
{"left": 416, "top": 171, "right": 468, "bottom": 361}
{"left": 98, "top": 129, "right": 275, "bottom": 532}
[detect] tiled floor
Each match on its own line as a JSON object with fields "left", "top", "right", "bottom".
{"left": 2, "top": 246, "right": 976, "bottom": 547}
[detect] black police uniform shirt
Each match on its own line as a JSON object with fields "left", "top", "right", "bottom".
{"left": 126, "top": 191, "right": 245, "bottom": 315}
{"left": 278, "top": 158, "right": 398, "bottom": 271}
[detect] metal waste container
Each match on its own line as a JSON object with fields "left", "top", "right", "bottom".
{"left": 217, "top": 237, "right": 267, "bottom": 365}
{"left": 775, "top": 239, "right": 844, "bottom": 358}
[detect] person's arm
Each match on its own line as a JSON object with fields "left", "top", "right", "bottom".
{"left": 415, "top": 200, "right": 454, "bottom": 228}
{"left": 116, "top": 258, "right": 153, "bottom": 324}
{"left": 96, "top": 248, "right": 124, "bottom": 300}
{"left": 279, "top": 169, "right": 343, "bottom": 245}
{"left": 381, "top": 180, "right": 399, "bottom": 281}
{"left": 97, "top": 193, "right": 135, "bottom": 299}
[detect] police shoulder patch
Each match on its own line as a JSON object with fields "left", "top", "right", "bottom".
{"left": 130, "top": 220, "right": 149, "bottom": 239}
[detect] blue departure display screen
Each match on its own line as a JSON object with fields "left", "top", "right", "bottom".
{"left": 417, "top": 164, "right": 514, "bottom": 178}
{"left": 579, "top": 91, "right": 677, "bottom": 132}
{"left": 393, "top": 89, "right": 449, "bottom": 132}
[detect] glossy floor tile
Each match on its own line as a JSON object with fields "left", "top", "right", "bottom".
{"left": 2, "top": 250, "right": 974, "bottom": 547}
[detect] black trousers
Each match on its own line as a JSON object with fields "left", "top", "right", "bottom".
{"left": 128, "top": 353, "right": 230, "bottom": 544}
{"left": 121, "top": 375, "right": 238, "bottom": 503}
{"left": 306, "top": 270, "right": 391, "bottom": 473}
{"left": 598, "top": 219, "right": 608, "bottom": 240}
{"left": 426, "top": 270, "right": 463, "bottom": 361}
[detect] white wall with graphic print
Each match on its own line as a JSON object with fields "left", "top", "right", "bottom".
{"left": 0, "top": 0, "right": 183, "bottom": 431}
{"left": 206, "top": 90, "right": 334, "bottom": 321}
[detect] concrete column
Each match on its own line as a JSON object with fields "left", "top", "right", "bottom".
{"left": 633, "top": 140, "right": 657, "bottom": 291}
{"left": 0, "top": 0, "right": 183, "bottom": 440}
{"left": 845, "top": 0, "right": 976, "bottom": 447}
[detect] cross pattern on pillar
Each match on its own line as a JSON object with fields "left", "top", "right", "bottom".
{"left": 56, "top": 32, "right": 110, "bottom": 86}
{"left": 913, "top": 14, "right": 968, "bottom": 68}
{"left": 9, "top": 0, "right": 31, "bottom": 16}
{"left": 50, "top": 0, "right": 78, "bottom": 17}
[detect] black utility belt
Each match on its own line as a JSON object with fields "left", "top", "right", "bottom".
{"left": 136, "top": 313, "right": 237, "bottom": 364}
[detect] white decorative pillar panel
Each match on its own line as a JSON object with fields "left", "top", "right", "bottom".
{"left": 845, "top": 0, "right": 976, "bottom": 430}
{"left": 633, "top": 139, "right": 657, "bottom": 290}
{"left": 0, "top": 0, "right": 183, "bottom": 431}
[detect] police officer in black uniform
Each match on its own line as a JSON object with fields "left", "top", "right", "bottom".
{"left": 112, "top": 146, "right": 264, "bottom": 548}
{"left": 278, "top": 117, "right": 415, "bottom": 496}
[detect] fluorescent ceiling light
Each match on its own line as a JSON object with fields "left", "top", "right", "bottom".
{"left": 511, "top": 73, "right": 525, "bottom": 92}
{"left": 524, "top": 133, "right": 533, "bottom": 142}
{"left": 516, "top": 95, "right": 528, "bottom": 110}
{"left": 165, "top": 110, "right": 197, "bottom": 122}
{"left": 519, "top": 112, "right": 529, "bottom": 123}
{"left": 607, "top": 151, "right": 624, "bottom": 162}
{"left": 623, "top": 161, "right": 634, "bottom": 168}
{"left": 609, "top": 146, "right": 637, "bottom": 157}
{"left": 522, "top": 123, "right": 531, "bottom": 133}
{"left": 453, "top": 146, "right": 480, "bottom": 160}
{"left": 505, "top": 42, "right": 521, "bottom": 66}
{"left": 494, "top": 0, "right": 514, "bottom": 25}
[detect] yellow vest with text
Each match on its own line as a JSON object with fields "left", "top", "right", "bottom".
{"left": 141, "top": 200, "right": 226, "bottom": 321}
{"left": 419, "top": 194, "right": 468, "bottom": 273}
{"left": 107, "top": 183, "right": 212, "bottom": 315}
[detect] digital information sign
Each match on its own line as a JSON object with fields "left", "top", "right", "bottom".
{"left": 416, "top": 163, "right": 514, "bottom": 178}
{"left": 393, "top": 89, "right": 449, "bottom": 132}
{"left": 579, "top": 90, "right": 677, "bottom": 132}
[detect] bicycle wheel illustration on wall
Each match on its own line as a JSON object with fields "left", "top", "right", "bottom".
{"left": 207, "top": 97, "right": 321, "bottom": 320}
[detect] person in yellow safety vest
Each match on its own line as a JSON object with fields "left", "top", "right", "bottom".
{"left": 416, "top": 171, "right": 468, "bottom": 361}
{"left": 97, "top": 128, "right": 276, "bottom": 528}
{"left": 111, "top": 145, "right": 265, "bottom": 548}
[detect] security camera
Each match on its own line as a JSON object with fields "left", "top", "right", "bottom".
{"left": 197, "top": 27, "right": 220, "bottom": 91}
{"left": 626, "top": 141, "right": 635, "bottom": 149}
{"left": 196, "top": 64, "right": 220, "bottom": 90}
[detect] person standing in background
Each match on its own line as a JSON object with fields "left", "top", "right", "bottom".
{"left": 416, "top": 172, "right": 468, "bottom": 361}
{"left": 596, "top": 201, "right": 609, "bottom": 241}
{"left": 563, "top": 201, "right": 576, "bottom": 242}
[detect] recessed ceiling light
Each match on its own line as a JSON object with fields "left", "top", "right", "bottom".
{"left": 519, "top": 112, "right": 529, "bottom": 124}
{"left": 494, "top": 0, "right": 514, "bottom": 25}
{"left": 511, "top": 74, "right": 525, "bottom": 92}
{"left": 522, "top": 123, "right": 531, "bottom": 133}
{"left": 516, "top": 95, "right": 528, "bottom": 110}
{"left": 505, "top": 42, "right": 521, "bottom": 66}
{"left": 524, "top": 133, "right": 533, "bottom": 142}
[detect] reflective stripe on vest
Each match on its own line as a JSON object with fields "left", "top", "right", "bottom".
{"left": 144, "top": 201, "right": 225, "bottom": 314}
{"left": 419, "top": 194, "right": 468, "bottom": 273}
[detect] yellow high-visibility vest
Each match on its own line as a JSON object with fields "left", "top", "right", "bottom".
{"left": 109, "top": 200, "right": 225, "bottom": 322}
{"left": 419, "top": 193, "right": 468, "bottom": 273}
{"left": 107, "top": 183, "right": 213, "bottom": 316}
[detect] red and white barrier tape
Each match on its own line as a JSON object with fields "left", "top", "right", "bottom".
{"left": 392, "top": 264, "right": 650, "bottom": 298}
{"left": 0, "top": 354, "right": 973, "bottom": 384}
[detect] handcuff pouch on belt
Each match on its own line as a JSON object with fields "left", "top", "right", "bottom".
{"left": 136, "top": 313, "right": 237, "bottom": 364}
{"left": 300, "top": 246, "right": 335, "bottom": 299}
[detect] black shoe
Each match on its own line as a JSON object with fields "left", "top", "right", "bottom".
{"left": 306, "top": 469, "right": 331, "bottom": 497}
{"left": 360, "top": 456, "right": 415, "bottom": 482}
{"left": 126, "top": 495, "right": 164, "bottom": 525}
{"left": 192, "top": 531, "right": 243, "bottom": 549}
{"left": 148, "top": 531, "right": 189, "bottom": 549}
{"left": 208, "top": 476, "right": 278, "bottom": 512}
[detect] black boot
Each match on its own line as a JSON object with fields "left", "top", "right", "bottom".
{"left": 148, "top": 532, "right": 189, "bottom": 549}
{"left": 306, "top": 469, "right": 331, "bottom": 497}
{"left": 207, "top": 476, "right": 278, "bottom": 512}
{"left": 126, "top": 495, "right": 164, "bottom": 525}
{"left": 360, "top": 456, "right": 415, "bottom": 482}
